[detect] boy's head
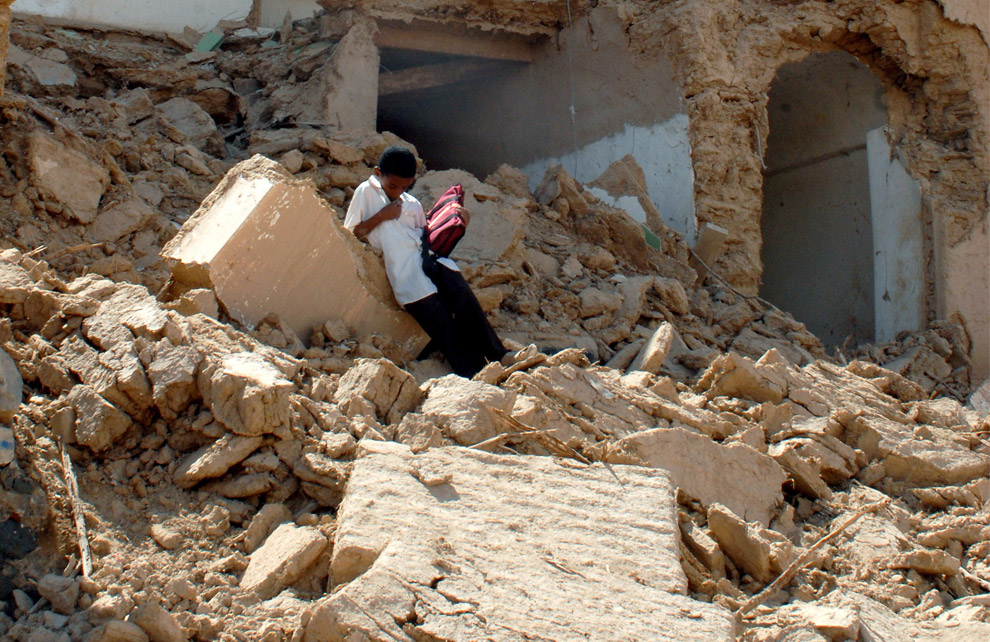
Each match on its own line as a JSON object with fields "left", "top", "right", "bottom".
{"left": 374, "top": 146, "right": 417, "bottom": 200}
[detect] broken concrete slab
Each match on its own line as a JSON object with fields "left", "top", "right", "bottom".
{"left": 628, "top": 321, "right": 676, "bottom": 374}
{"left": 173, "top": 434, "right": 264, "bottom": 489}
{"left": 28, "top": 131, "right": 109, "bottom": 224}
{"left": 707, "top": 503, "right": 796, "bottom": 584}
{"left": 239, "top": 522, "right": 327, "bottom": 600}
{"left": 333, "top": 358, "right": 421, "bottom": 424}
{"left": 419, "top": 374, "right": 517, "bottom": 445}
{"left": 161, "top": 155, "right": 427, "bottom": 357}
{"left": 156, "top": 97, "right": 223, "bottom": 156}
{"left": 846, "top": 414, "right": 990, "bottom": 484}
{"left": 605, "top": 427, "right": 786, "bottom": 525}
{"left": 309, "top": 440, "right": 732, "bottom": 642}
{"left": 8, "top": 44, "right": 77, "bottom": 91}
{"left": 199, "top": 352, "right": 293, "bottom": 437}
{"left": 88, "top": 198, "right": 157, "bottom": 244}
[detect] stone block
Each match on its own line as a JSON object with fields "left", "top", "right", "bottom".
{"left": 628, "top": 322, "right": 677, "bottom": 374}
{"left": 240, "top": 523, "right": 327, "bottom": 599}
{"left": 82, "top": 284, "right": 169, "bottom": 349}
{"left": 146, "top": 341, "right": 201, "bottom": 419}
{"left": 161, "top": 155, "right": 427, "bottom": 357}
{"left": 697, "top": 351, "right": 787, "bottom": 404}
{"left": 88, "top": 199, "right": 157, "bottom": 244}
{"left": 333, "top": 358, "right": 421, "bottom": 424}
{"left": 95, "top": 620, "right": 150, "bottom": 642}
{"left": 708, "top": 503, "right": 795, "bottom": 584}
{"left": 606, "top": 428, "right": 785, "bottom": 526}
{"left": 0, "top": 259, "right": 35, "bottom": 304}
{"left": 157, "top": 97, "right": 222, "bottom": 156}
{"left": 199, "top": 352, "right": 293, "bottom": 436}
{"left": 309, "top": 440, "right": 732, "bottom": 642}
{"left": 132, "top": 603, "right": 187, "bottom": 642}
{"left": 28, "top": 131, "right": 108, "bottom": 224}
{"left": 37, "top": 574, "right": 79, "bottom": 615}
{"left": 244, "top": 503, "right": 291, "bottom": 554}
{"left": 419, "top": 374, "right": 517, "bottom": 445}
{"left": 173, "top": 434, "right": 264, "bottom": 488}
{"left": 66, "top": 385, "right": 132, "bottom": 453}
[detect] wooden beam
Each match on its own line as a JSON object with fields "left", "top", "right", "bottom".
{"left": 375, "top": 21, "right": 539, "bottom": 62}
{"left": 379, "top": 60, "right": 521, "bottom": 96}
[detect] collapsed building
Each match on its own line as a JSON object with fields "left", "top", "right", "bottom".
{"left": 0, "top": 1, "right": 988, "bottom": 641}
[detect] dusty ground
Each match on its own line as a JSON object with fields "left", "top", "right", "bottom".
{"left": 0, "top": 6, "right": 988, "bottom": 642}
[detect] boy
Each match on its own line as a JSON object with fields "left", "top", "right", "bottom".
{"left": 344, "top": 146, "right": 507, "bottom": 378}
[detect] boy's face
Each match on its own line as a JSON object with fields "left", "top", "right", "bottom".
{"left": 374, "top": 167, "right": 415, "bottom": 201}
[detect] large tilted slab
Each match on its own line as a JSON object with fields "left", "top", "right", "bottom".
{"left": 305, "top": 441, "right": 734, "bottom": 642}
{"left": 161, "top": 155, "right": 427, "bottom": 356}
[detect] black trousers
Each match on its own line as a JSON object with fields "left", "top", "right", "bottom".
{"left": 404, "top": 263, "right": 506, "bottom": 378}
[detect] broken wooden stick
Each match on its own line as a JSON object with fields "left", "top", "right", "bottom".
{"left": 60, "top": 446, "right": 94, "bottom": 580}
{"left": 735, "top": 497, "right": 892, "bottom": 618}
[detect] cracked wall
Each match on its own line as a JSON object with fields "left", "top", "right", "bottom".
{"left": 621, "top": 0, "right": 989, "bottom": 377}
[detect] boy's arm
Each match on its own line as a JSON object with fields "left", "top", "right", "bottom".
{"left": 352, "top": 200, "right": 402, "bottom": 241}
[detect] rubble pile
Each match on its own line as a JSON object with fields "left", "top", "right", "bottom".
{"left": 0, "top": 237, "right": 988, "bottom": 640}
{"left": 0, "top": 7, "right": 987, "bottom": 642}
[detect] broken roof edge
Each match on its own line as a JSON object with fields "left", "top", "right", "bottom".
{"left": 319, "top": 0, "right": 576, "bottom": 37}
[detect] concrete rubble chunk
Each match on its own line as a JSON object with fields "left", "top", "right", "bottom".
{"left": 333, "top": 358, "right": 422, "bottom": 424}
{"left": 770, "top": 440, "right": 833, "bottom": 500}
{"left": 8, "top": 44, "right": 77, "bottom": 90}
{"left": 132, "top": 602, "right": 187, "bottom": 642}
{"left": 309, "top": 440, "right": 732, "bottom": 642}
{"left": 88, "top": 198, "right": 157, "bottom": 244}
{"left": 244, "top": 503, "right": 292, "bottom": 554}
{"left": 1, "top": 346, "right": 22, "bottom": 422}
{"left": 707, "top": 503, "right": 796, "bottom": 584}
{"left": 680, "top": 519, "right": 726, "bottom": 578}
{"left": 37, "top": 573, "right": 79, "bottom": 615}
{"left": 83, "top": 284, "right": 169, "bottom": 349}
{"left": 776, "top": 602, "right": 861, "bottom": 642}
{"left": 847, "top": 414, "right": 990, "bottom": 484}
{"left": 240, "top": 522, "right": 327, "bottom": 600}
{"left": 156, "top": 97, "right": 223, "bottom": 156}
{"left": 147, "top": 341, "right": 201, "bottom": 419}
{"left": 0, "top": 260, "right": 35, "bottom": 304}
{"left": 161, "top": 155, "right": 427, "bottom": 357}
{"left": 28, "top": 131, "right": 109, "bottom": 224}
{"left": 419, "top": 374, "right": 517, "bottom": 445}
{"left": 200, "top": 352, "right": 293, "bottom": 436}
{"left": 629, "top": 321, "right": 677, "bottom": 374}
{"left": 66, "top": 385, "right": 132, "bottom": 453}
{"left": 606, "top": 427, "right": 786, "bottom": 526}
{"left": 173, "top": 434, "right": 264, "bottom": 489}
{"left": 697, "top": 351, "right": 787, "bottom": 403}
{"left": 95, "top": 620, "right": 150, "bottom": 642}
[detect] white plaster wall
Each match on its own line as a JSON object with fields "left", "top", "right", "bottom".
{"left": 521, "top": 115, "right": 697, "bottom": 242}
{"left": 13, "top": 0, "right": 251, "bottom": 33}
{"left": 867, "top": 128, "right": 924, "bottom": 344}
{"left": 12, "top": 0, "right": 320, "bottom": 32}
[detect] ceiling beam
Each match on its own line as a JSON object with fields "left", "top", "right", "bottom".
{"left": 375, "top": 21, "right": 540, "bottom": 62}
{"left": 379, "top": 60, "right": 522, "bottom": 96}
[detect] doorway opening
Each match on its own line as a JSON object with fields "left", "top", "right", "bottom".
{"left": 760, "top": 51, "right": 888, "bottom": 350}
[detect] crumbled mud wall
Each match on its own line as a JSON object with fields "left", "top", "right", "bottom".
{"left": 618, "top": 0, "right": 989, "bottom": 376}
{"left": 0, "top": 0, "right": 13, "bottom": 98}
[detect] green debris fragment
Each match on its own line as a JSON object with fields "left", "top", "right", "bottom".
{"left": 642, "top": 225, "right": 662, "bottom": 251}
{"left": 195, "top": 31, "right": 224, "bottom": 52}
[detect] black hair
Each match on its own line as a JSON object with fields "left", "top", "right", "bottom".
{"left": 377, "top": 146, "right": 417, "bottom": 179}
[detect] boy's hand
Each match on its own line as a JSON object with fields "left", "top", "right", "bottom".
{"left": 378, "top": 200, "right": 402, "bottom": 221}
{"left": 455, "top": 204, "right": 470, "bottom": 228}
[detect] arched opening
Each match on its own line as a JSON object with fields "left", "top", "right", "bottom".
{"left": 760, "top": 51, "right": 889, "bottom": 350}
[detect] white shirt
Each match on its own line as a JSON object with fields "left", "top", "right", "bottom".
{"left": 343, "top": 175, "right": 457, "bottom": 306}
